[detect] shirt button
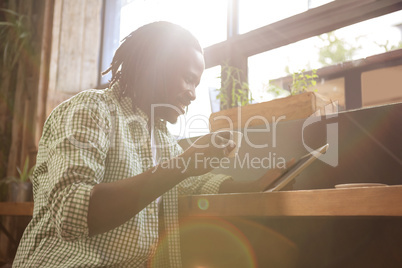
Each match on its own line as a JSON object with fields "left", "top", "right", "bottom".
{"left": 148, "top": 208, "right": 155, "bottom": 215}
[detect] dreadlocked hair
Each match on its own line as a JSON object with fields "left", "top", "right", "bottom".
{"left": 101, "top": 21, "right": 203, "bottom": 108}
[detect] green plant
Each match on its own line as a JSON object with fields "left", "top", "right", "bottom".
{"left": 290, "top": 69, "right": 318, "bottom": 95}
{"left": 16, "top": 157, "right": 34, "bottom": 182}
{"left": 0, "top": 157, "right": 34, "bottom": 202}
{"left": 0, "top": 8, "right": 32, "bottom": 71}
{"left": 216, "top": 65, "right": 253, "bottom": 110}
{"left": 0, "top": 8, "right": 34, "bottom": 181}
{"left": 374, "top": 40, "right": 402, "bottom": 52}
{"left": 1, "top": 157, "right": 34, "bottom": 184}
{"left": 263, "top": 82, "right": 290, "bottom": 99}
{"left": 318, "top": 31, "right": 360, "bottom": 66}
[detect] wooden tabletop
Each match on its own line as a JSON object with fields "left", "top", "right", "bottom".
{"left": 179, "top": 185, "right": 402, "bottom": 217}
{"left": 0, "top": 202, "right": 34, "bottom": 216}
{"left": 2, "top": 185, "right": 402, "bottom": 218}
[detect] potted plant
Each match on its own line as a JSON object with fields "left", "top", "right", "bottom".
{"left": 209, "top": 68, "right": 335, "bottom": 132}
{"left": 0, "top": 157, "right": 34, "bottom": 202}
{"left": 215, "top": 64, "right": 254, "bottom": 110}
{"left": 290, "top": 69, "right": 318, "bottom": 95}
{"left": 0, "top": 7, "right": 34, "bottom": 198}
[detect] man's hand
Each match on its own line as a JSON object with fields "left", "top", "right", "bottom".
{"left": 175, "top": 131, "right": 236, "bottom": 177}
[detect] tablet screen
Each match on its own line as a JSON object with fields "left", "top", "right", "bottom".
{"left": 264, "top": 144, "right": 329, "bottom": 192}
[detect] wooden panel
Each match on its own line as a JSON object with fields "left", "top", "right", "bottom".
{"left": 57, "top": 0, "right": 86, "bottom": 93}
{"left": 46, "top": 0, "right": 102, "bottom": 116}
{"left": 80, "top": 0, "right": 102, "bottom": 90}
{"left": 179, "top": 185, "right": 402, "bottom": 217}
{"left": 57, "top": 0, "right": 86, "bottom": 92}
{"left": 36, "top": 0, "right": 55, "bottom": 145}
{"left": 180, "top": 216, "right": 402, "bottom": 267}
{"left": 47, "top": 0, "right": 63, "bottom": 116}
{"left": 209, "top": 92, "right": 335, "bottom": 132}
{"left": 0, "top": 202, "right": 34, "bottom": 216}
{"left": 181, "top": 217, "right": 299, "bottom": 268}
{"left": 362, "top": 65, "right": 402, "bottom": 107}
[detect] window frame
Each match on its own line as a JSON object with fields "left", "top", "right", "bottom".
{"left": 100, "top": 0, "right": 402, "bottom": 109}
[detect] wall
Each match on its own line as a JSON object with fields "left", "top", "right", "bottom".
{"left": 46, "top": 0, "right": 102, "bottom": 116}
{"left": 0, "top": 0, "right": 103, "bottom": 263}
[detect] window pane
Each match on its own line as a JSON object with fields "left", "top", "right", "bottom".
{"left": 248, "top": 10, "right": 402, "bottom": 110}
{"left": 167, "top": 66, "right": 221, "bottom": 139}
{"left": 238, "top": 0, "right": 333, "bottom": 34}
{"left": 120, "top": 0, "right": 228, "bottom": 48}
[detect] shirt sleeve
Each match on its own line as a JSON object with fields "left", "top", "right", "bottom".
{"left": 170, "top": 136, "right": 232, "bottom": 196}
{"left": 46, "top": 93, "right": 111, "bottom": 241}
{"left": 177, "top": 173, "right": 232, "bottom": 196}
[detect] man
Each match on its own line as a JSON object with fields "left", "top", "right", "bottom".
{"left": 14, "top": 22, "right": 287, "bottom": 267}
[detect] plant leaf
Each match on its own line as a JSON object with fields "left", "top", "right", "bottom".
{"left": 0, "top": 21, "right": 14, "bottom": 26}
{"left": 0, "top": 8, "right": 20, "bottom": 16}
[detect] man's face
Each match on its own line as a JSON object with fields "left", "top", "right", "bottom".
{"left": 154, "top": 47, "right": 205, "bottom": 124}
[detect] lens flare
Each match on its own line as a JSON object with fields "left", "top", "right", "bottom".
{"left": 150, "top": 217, "right": 257, "bottom": 267}
{"left": 197, "top": 198, "right": 209, "bottom": 210}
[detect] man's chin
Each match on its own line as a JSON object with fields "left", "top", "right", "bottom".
{"left": 165, "top": 118, "right": 176, "bottom": 124}
{"left": 155, "top": 109, "right": 181, "bottom": 124}
{"left": 164, "top": 113, "right": 181, "bottom": 124}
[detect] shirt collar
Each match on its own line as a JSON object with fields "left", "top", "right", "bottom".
{"left": 109, "top": 82, "right": 166, "bottom": 129}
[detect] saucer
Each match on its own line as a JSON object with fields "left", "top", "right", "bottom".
{"left": 335, "top": 183, "right": 388, "bottom": 189}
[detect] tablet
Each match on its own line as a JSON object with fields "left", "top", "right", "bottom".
{"left": 264, "top": 144, "right": 329, "bottom": 192}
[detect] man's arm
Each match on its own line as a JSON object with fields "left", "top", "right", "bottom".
{"left": 88, "top": 159, "right": 185, "bottom": 236}
{"left": 88, "top": 132, "right": 234, "bottom": 236}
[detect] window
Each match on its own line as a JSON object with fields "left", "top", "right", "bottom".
{"left": 101, "top": 0, "right": 402, "bottom": 138}
{"left": 238, "top": 0, "right": 333, "bottom": 34}
{"left": 120, "top": 0, "right": 228, "bottom": 48}
{"left": 248, "top": 10, "right": 402, "bottom": 110}
{"left": 100, "top": 0, "right": 227, "bottom": 85}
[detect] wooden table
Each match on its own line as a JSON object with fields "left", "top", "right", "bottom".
{"left": 2, "top": 186, "right": 402, "bottom": 267}
{"left": 0, "top": 202, "right": 33, "bottom": 248}
{"left": 178, "top": 185, "right": 402, "bottom": 268}
{"left": 179, "top": 185, "right": 402, "bottom": 217}
{"left": 0, "top": 202, "right": 34, "bottom": 217}
{"left": 4, "top": 186, "right": 401, "bottom": 217}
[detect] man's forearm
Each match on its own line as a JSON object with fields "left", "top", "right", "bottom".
{"left": 87, "top": 159, "right": 186, "bottom": 237}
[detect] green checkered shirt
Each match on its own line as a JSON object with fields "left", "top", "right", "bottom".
{"left": 13, "top": 83, "right": 230, "bottom": 267}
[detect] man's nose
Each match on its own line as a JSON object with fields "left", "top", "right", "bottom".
{"left": 187, "top": 87, "right": 196, "bottom": 101}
